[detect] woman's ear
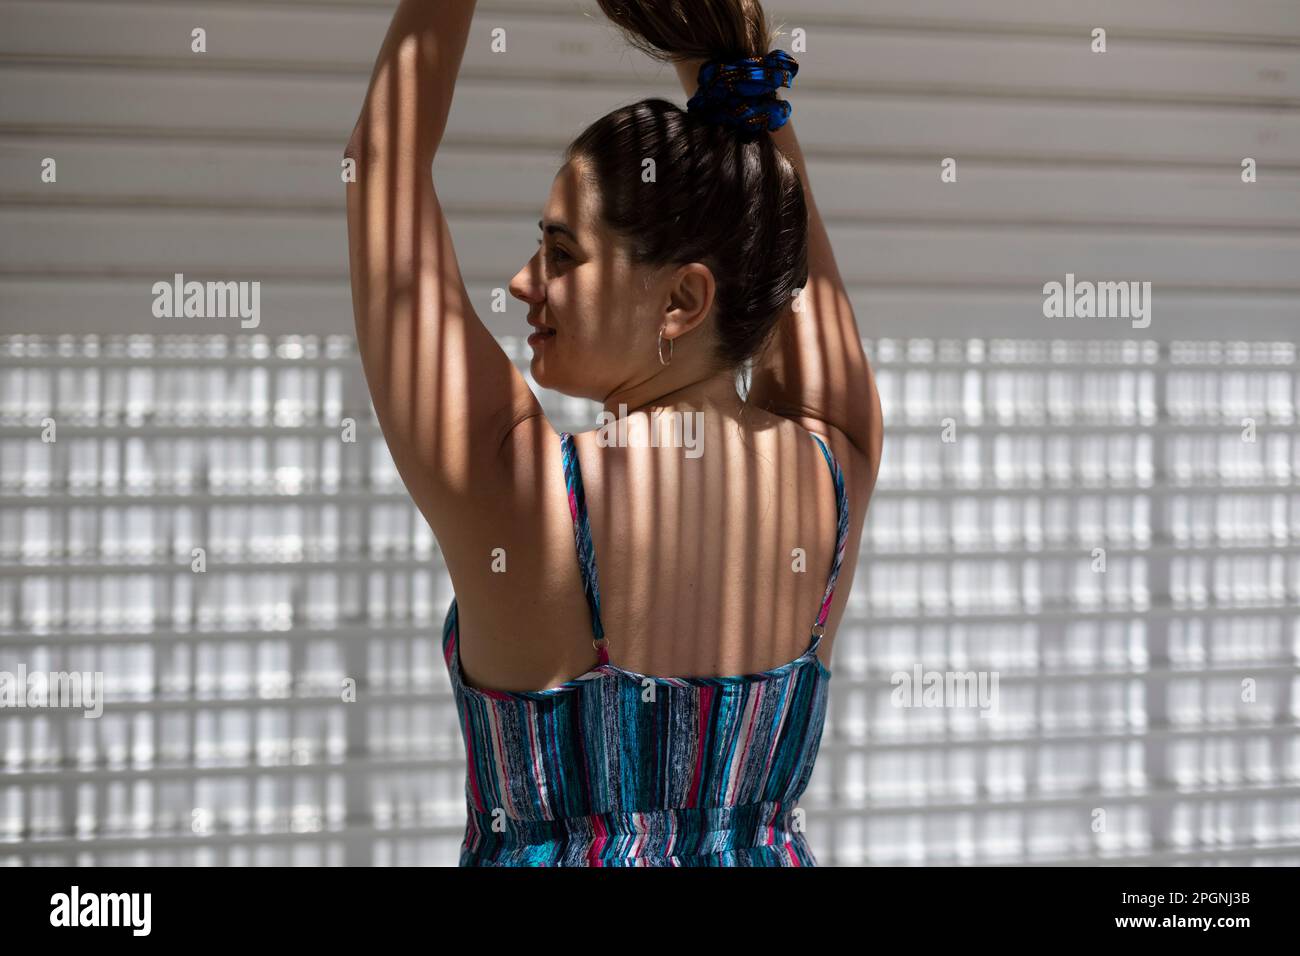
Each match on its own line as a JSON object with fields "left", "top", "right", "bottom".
{"left": 662, "top": 262, "right": 715, "bottom": 337}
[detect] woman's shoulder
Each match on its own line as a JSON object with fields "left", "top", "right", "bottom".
{"left": 765, "top": 412, "right": 878, "bottom": 500}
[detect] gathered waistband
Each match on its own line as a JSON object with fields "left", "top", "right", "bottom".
{"left": 460, "top": 800, "right": 812, "bottom": 865}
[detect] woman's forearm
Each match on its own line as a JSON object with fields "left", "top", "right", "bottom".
{"left": 347, "top": 0, "right": 477, "bottom": 163}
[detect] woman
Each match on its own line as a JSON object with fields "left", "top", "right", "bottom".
{"left": 345, "top": 0, "right": 882, "bottom": 866}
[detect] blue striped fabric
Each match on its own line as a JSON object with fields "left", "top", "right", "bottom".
{"left": 441, "top": 430, "right": 849, "bottom": 865}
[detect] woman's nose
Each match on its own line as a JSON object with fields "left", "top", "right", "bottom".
{"left": 508, "top": 252, "right": 543, "bottom": 304}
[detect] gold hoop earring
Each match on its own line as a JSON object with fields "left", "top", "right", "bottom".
{"left": 657, "top": 328, "right": 673, "bottom": 367}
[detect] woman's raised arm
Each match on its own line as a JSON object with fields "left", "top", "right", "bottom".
{"left": 344, "top": 0, "right": 547, "bottom": 547}
{"left": 675, "top": 56, "right": 883, "bottom": 480}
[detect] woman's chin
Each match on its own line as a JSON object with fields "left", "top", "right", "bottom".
{"left": 528, "top": 355, "right": 557, "bottom": 389}
{"left": 529, "top": 363, "right": 586, "bottom": 399}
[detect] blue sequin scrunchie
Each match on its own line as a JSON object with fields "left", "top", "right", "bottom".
{"left": 686, "top": 49, "right": 799, "bottom": 134}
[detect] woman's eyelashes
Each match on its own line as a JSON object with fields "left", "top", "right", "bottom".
{"left": 537, "top": 238, "right": 573, "bottom": 269}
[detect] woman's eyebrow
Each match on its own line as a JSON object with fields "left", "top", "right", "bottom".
{"left": 538, "top": 218, "right": 579, "bottom": 242}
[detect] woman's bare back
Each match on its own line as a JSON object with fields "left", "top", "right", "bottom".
{"left": 448, "top": 404, "right": 870, "bottom": 694}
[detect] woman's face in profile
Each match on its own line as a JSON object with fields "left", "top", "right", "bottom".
{"left": 509, "top": 159, "right": 665, "bottom": 401}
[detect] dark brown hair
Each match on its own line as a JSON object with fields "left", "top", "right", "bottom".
{"left": 565, "top": 0, "right": 808, "bottom": 372}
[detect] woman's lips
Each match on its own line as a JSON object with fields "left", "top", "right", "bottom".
{"left": 526, "top": 326, "right": 556, "bottom": 347}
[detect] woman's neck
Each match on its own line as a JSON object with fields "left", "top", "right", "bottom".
{"left": 601, "top": 367, "right": 745, "bottom": 420}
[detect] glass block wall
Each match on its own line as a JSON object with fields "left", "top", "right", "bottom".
{"left": 2, "top": 331, "right": 1296, "bottom": 865}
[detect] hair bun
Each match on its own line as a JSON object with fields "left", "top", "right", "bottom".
{"left": 686, "top": 49, "right": 799, "bottom": 133}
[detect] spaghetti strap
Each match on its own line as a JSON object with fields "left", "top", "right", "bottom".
{"left": 809, "top": 432, "right": 850, "bottom": 648}
{"left": 560, "top": 431, "right": 608, "bottom": 664}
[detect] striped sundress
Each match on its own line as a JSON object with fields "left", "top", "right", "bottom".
{"left": 440, "top": 429, "right": 850, "bottom": 866}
